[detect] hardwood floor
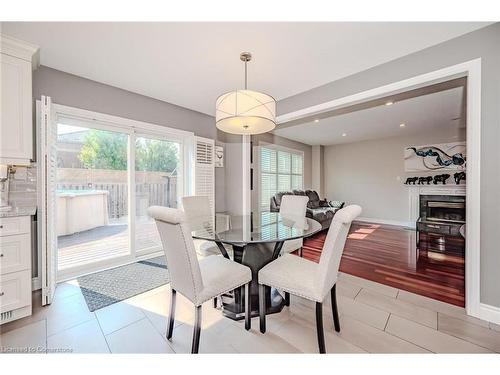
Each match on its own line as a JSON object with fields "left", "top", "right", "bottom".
{"left": 302, "top": 222, "right": 465, "bottom": 307}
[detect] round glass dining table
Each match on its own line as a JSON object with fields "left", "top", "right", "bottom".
{"left": 192, "top": 212, "right": 322, "bottom": 320}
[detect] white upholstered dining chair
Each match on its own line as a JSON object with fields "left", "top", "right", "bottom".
{"left": 258, "top": 204, "right": 362, "bottom": 353}
{"left": 182, "top": 196, "right": 221, "bottom": 257}
{"left": 279, "top": 195, "right": 309, "bottom": 257}
{"left": 148, "top": 206, "right": 252, "bottom": 353}
{"left": 183, "top": 195, "right": 233, "bottom": 308}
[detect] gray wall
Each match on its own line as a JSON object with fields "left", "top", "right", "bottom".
{"left": 33, "top": 66, "right": 217, "bottom": 139}
{"left": 224, "top": 141, "right": 244, "bottom": 215}
{"left": 32, "top": 66, "right": 310, "bottom": 215}
{"left": 324, "top": 128, "right": 466, "bottom": 223}
{"left": 278, "top": 23, "right": 500, "bottom": 307}
{"left": 32, "top": 66, "right": 229, "bottom": 211}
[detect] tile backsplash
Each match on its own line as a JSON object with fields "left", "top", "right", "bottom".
{"left": 8, "top": 163, "right": 37, "bottom": 208}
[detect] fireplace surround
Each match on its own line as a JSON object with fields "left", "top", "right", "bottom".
{"left": 417, "top": 194, "right": 466, "bottom": 255}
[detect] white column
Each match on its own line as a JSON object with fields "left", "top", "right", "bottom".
{"left": 311, "top": 145, "right": 323, "bottom": 196}
{"left": 242, "top": 134, "right": 251, "bottom": 216}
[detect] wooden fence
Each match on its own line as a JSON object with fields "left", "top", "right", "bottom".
{"left": 57, "top": 178, "right": 177, "bottom": 219}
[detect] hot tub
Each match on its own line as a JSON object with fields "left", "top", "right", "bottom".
{"left": 57, "top": 190, "right": 109, "bottom": 236}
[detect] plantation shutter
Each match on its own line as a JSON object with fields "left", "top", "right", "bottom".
{"left": 260, "top": 146, "right": 304, "bottom": 211}
{"left": 194, "top": 137, "right": 215, "bottom": 226}
{"left": 40, "top": 96, "right": 58, "bottom": 305}
{"left": 291, "top": 153, "right": 303, "bottom": 190}
{"left": 260, "top": 147, "right": 276, "bottom": 211}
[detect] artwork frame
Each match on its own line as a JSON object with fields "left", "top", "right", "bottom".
{"left": 404, "top": 141, "right": 466, "bottom": 172}
{"left": 214, "top": 145, "right": 224, "bottom": 168}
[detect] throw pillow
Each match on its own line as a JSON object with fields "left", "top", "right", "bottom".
{"left": 329, "top": 200, "right": 345, "bottom": 209}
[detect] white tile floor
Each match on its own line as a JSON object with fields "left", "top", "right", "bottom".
{"left": 1, "top": 273, "right": 499, "bottom": 354}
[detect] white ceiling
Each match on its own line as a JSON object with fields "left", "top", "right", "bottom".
{"left": 273, "top": 86, "right": 465, "bottom": 145}
{"left": 1, "top": 22, "right": 488, "bottom": 116}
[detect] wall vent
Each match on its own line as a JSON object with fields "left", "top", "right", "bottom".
{"left": 1, "top": 310, "right": 13, "bottom": 322}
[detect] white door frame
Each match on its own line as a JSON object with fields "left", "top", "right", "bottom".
{"left": 38, "top": 101, "right": 195, "bottom": 282}
{"left": 277, "top": 59, "right": 485, "bottom": 321}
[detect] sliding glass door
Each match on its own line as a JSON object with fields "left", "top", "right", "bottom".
{"left": 56, "top": 122, "right": 131, "bottom": 273}
{"left": 54, "top": 113, "right": 187, "bottom": 279}
{"left": 134, "top": 135, "right": 181, "bottom": 255}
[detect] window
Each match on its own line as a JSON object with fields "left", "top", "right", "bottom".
{"left": 260, "top": 146, "right": 303, "bottom": 211}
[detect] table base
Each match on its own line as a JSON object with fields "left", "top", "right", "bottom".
{"left": 220, "top": 287, "right": 285, "bottom": 320}
{"left": 215, "top": 241, "right": 286, "bottom": 321}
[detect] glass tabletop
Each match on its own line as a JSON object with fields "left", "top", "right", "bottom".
{"left": 191, "top": 212, "right": 322, "bottom": 245}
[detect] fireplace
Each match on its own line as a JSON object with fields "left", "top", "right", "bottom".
{"left": 417, "top": 195, "right": 465, "bottom": 255}
{"left": 420, "top": 195, "right": 466, "bottom": 224}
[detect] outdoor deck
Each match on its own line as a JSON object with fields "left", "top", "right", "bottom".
{"left": 58, "top": 220, "right": 161, "bottom": 270}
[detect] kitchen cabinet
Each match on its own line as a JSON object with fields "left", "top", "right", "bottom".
{"left": 0, "top": 34, "right": 39, "bottom": 165}
{"left": 0, "top": 215, "right": 32, "bottom": 324}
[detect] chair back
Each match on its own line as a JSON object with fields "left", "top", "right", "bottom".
{"left": 182, "top": 196, "right": 213, "bottom": 231}
{"left": 148, "top": 206, "right": 203, "bottom": 303}
{"left": 315, "top": 205, "right": 361, "bottom": 298}
{"left": 280, "top": 195, "right": 309, "bottom": 229}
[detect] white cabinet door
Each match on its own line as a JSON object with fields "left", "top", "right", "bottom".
{"left": 0, "top": 233, "right": 31, "bottom": 274}
{"left": 0, "top": 53, "right": 33, "bottom": 164}
{"left": 0, "top": 270, "right": 31, "bottom": 313}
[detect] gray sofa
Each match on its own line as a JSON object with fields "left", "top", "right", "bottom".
{"left": 270, "top": 190, "right": 344, "bottom": 230}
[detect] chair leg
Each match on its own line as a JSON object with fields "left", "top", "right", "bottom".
{"left": 284, "top": 292, "right": 290, "bottom": 306}
{"left": 166, "top": 288, "right": 176, "bottom": 340}
{"left": 245, "top": 283, "right": 251, "bottom": 331}
{"left": 213, "top": 297, "right": 217, "bottom": 309}
{"left": 191, "top": 305, "right": 202, "bottom": 354}
{"left": 259, "top": 284, "right": 266, "bottom": 333}
{"left": 316, "top": 302, "right": 326, "bottom": 354}
{"left": 331, "top": 284, "right": 340, "bottom": 332}
{"left": 299, "top": 247, "right": 303, "bottom": 257}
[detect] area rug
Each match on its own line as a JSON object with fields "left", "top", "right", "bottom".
{"left": 77, "top": 256, "right": 169, "bottom": 312}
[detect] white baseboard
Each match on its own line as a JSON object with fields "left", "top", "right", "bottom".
{"left": 31, "top": 276, "right": 41, "bottom": 291}
{"left": 355, "top": 217, "right": 413, "bottom": 228}
{"left": 477, "top": 303, "right": 500, "bottom": 325}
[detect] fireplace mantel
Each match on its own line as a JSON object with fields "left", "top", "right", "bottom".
{"left": 407, "top": 184, "right": 466, "bottom": 229}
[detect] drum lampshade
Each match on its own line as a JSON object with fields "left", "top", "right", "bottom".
{"left": 215, "top": 89, "right": 276, "bottom": 135}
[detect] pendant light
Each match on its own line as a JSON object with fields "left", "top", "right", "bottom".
{"left": 215, "top": 52, "right": 276, "bottom": 135}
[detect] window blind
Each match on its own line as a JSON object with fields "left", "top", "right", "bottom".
{"left": 260, "top": 146, "right": 303, "bottom": 211}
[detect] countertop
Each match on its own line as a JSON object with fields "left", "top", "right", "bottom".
{"left": 0, "top": 206, "right": 37, "bottom": 218}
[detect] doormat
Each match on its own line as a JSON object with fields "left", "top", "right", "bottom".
{"left": 77, "top": 256, "right": 169, "bottom": 312}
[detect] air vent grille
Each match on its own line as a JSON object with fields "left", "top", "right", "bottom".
{"left": 1, "top": 310, "right": 13, "bottom": 322}
{"left": 196, "top": 141, "right": 213, "bottom": 165}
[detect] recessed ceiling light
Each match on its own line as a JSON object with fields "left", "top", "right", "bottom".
{"left": 314, "top": 119, "right": 320, "bottom": 123}
{"left": 342, "top": 133, "right": 347, "bottom": 137}
{"left": 399, "top": 123, "right": 406, "bottom": 128}
{"left": 385, "top": 101, "right": 394, "bottom": 106}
